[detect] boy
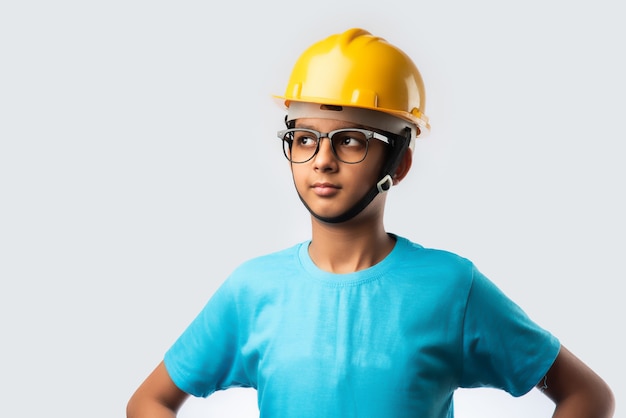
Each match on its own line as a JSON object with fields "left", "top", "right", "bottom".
{"left": 127, "top": 28, "right": 614, "bottom": 417}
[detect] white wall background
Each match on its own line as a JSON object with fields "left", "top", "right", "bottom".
{"left": 1, "top": 1, "right": 623, "bottom": 417}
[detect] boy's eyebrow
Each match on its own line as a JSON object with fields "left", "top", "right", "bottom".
{"left": 294, "top": 122, "right": 317, "bottom": 130}
{"left": 295, "top": 121, "right": 368, "bottom": 130}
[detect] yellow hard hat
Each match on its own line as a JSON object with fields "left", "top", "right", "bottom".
{"left": 275, "top": 28, "right": 430, "bottom": 136}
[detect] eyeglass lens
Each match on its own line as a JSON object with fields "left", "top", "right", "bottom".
{"left": 282, "top": 129, "right": 370, "bottom": 164}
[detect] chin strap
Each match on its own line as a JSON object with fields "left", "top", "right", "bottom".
{"left": 295, "top": 127, "right": 411, "bottom": 224}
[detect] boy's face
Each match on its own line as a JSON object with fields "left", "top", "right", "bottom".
{"left": 290, "top": 117, "right": 388, "bottom": 221}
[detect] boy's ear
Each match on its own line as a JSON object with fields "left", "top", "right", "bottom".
{"left": 392, "top": 148, "right": 413, "bottom": 185}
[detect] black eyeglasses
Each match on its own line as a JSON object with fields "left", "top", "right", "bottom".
{"left": 277, "top": 128, "right": 389, "bottom": 164}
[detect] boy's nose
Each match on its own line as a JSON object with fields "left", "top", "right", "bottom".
{"left": 313, "top": 137, "right": 338, "bottom": 170}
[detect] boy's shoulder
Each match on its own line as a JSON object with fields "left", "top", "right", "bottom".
{"left": 230, "top": 241, "right": 306, "bottom": 276}
{"left": 395, "top": 235, "right": 473, "bottom": 268}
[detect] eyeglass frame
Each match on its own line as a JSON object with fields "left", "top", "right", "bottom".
{"left": 277, "top": 127, "right": 390, "bottom": 164}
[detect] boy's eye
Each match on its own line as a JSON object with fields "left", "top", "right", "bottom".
{"left": 339, "top": 137, "right": 357, "bottom": 146}
{"left": 294, "top": 133, "right": 318, "bottom": 147}
{"left": 334, "top": 132, "right": 367, "bottom": 148}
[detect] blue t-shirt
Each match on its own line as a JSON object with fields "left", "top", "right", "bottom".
{"left": 164, "top": 235, "right": 560, "bottom": 417}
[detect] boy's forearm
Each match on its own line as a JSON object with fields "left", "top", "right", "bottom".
{"left": 551, "top": 390, "right": 615, "bottom": 418}
{"left": 126, "top": 399, "right": 178, "bottom": 418}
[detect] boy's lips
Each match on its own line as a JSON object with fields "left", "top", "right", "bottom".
{"left": 311, "top": 182, "right": 340, "bottom": 196}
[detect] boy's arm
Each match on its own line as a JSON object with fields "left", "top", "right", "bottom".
{"left": 539, "top": 345, "right": 615, "bottom": 417}
{"left": 127, "top": 361, "right": 189, "bottom": 418}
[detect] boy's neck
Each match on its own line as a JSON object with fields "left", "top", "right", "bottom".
{"left": 308, "top": 217, "right": 395, "bottom": 274}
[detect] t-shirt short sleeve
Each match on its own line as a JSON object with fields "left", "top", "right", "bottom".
{"left": 163, "top": 278, "right": 252, "bottom": 397}
{"left": 459, "top": 265, "right": 560, "bottom": 396}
